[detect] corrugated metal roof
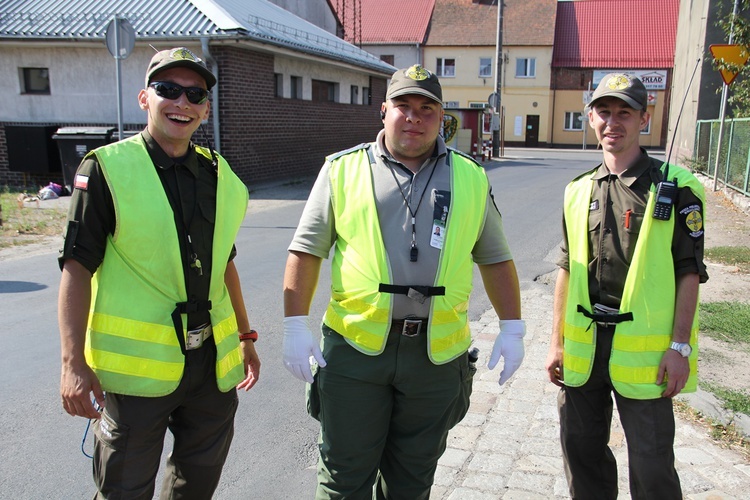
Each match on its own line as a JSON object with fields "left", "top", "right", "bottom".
{"left": 0, "top": 0, "right": 394, "bottom": 73}
{"left": 552, "top": 0, "right": 678, "bottom": 68}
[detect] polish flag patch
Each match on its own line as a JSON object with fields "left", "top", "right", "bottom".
{"left": 74, "top": 174, "right": 89, "bottom": 191}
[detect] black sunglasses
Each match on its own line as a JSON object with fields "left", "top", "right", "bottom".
{"left": 149, "top": 81, "right": 209, "bottom": 105}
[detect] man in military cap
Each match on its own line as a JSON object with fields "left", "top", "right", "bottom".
{"left": 545, "top": 73, "right": 707, "bottom": 499}
{"left": 58, "top": 47, "right": 261, "bottom": 498}
{"left": 282, "top": 64, "right": 524, "bottom": 498}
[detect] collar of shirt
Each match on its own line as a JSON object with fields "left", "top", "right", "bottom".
{"left": 140, "top": 129, "right": 201, "bottom": 178}
{"left": 373, "top": 129, "right": 447, "bottom": 174}
{"left": 593, "top": 148, "right": 653, "bottom": 187}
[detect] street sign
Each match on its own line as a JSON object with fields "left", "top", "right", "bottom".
{"left": 487, "top": 92, "right": 499, "bottom": 109}
{"left": 709, "top": 44, "right": 749, "bottom": 85}
{"left": 105, "top": 17, "right": 135, "bottom": 59}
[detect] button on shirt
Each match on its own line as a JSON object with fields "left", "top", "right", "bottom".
{"left": 59, "top": 130, "right": 233, "bottom": 329}
{"left": 557, "top": 151, "right": 707, "bottom": 309}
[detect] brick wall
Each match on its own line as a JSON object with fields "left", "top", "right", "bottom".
{"left": 214, "top": 46, "right": 386, "bottom": 185}
{"left": 552, "top": 68, "right": 593, "bottom": 90}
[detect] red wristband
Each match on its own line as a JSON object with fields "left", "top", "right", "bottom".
{"left": 239, "top": 330, "right": 258, "bottom": 342}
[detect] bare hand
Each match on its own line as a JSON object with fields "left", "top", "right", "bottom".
{"left": 545, "top": 344, "right": 565, "bottom": 387}
{"left": 237, "top": 340, "right": 261, "bottom": 391}
{"left": 657, "top": 349, "right": 689, "bottom": 398}
{"left": 60, "top": 361, "right": 104, "bottom": 419}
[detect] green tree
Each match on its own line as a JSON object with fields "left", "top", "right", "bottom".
{"left": 714, "top": 0, "right": 750, "bottom": 117}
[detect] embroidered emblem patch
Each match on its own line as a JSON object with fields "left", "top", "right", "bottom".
{"left": 406, "top": 64, "right": 430, "bottom": 81}
{"left": 679, "top": 204, "right": 704, "bottom": 239}
{"left": 606, "top": 74, "right": 632, "bottom": 90}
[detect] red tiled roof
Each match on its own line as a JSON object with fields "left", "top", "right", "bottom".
{"left": 503, "top": 0, "right": 557, "bottom": 46}
{"left": 427, "top": 0, "right": 556, "bottom": 46}
{"left": 333, "top": 0, "right": 435, "bottom": 44}
{"left": 552, "top": 0, "right": 678, "bottom": 68}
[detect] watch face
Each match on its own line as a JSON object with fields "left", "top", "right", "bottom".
{"left": 672, "top": 342, "right": 692, "bottom": 357}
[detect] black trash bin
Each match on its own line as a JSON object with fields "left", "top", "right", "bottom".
{"left": 52, "top": 127, "right": 115, "bottom": 191}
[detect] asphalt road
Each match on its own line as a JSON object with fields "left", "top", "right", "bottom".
{"left": 0, "top": 147, "right": 650, "bottom": 499}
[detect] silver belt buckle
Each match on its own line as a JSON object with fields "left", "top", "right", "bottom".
{"left": 402, "top": 319, "right": 423, "bottom": 337}
{"left": 186, "top": 324, "right": 212, "bottom": 350}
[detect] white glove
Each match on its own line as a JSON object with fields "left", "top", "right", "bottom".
{"left": 282, "top": 316, "right": 327, "bottom": 383}
{"left": 488, "top": 319, "right": 526, "bottom": 385}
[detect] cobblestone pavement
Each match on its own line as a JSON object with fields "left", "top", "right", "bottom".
{"left": 432, "top": 283, "right": 750, "bottom": 499}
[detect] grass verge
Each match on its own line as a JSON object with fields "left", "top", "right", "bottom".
{"left": 700, "top": 382, "right": 750, "bottom": 416}
{"left": 674, "top": 400, "right": 750, "bottom": 458}
{"left": 700, "top": 301, "right": 750, "bottom": 343}
{"left": 0, "top": 189, "right": 67, "bottom": 249}
{"left": 705, "top": 245, "right": 750, "bottom": 272}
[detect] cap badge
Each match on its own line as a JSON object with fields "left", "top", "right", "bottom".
{"left": 606, "top": 74, "right": 631, "bottom": 90}
{"left": 170, "top": 47, "right": 201, "bottom": 63}
{"left": 406, "top": 65, "right": 430, "bottom": 81}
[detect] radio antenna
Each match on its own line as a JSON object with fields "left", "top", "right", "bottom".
{"left": 666, "top": 58, "right": 702, "bottom": 169}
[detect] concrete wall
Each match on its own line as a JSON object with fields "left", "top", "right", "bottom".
{"left": 361, "top": 44, "right": 421, "bottom": 70}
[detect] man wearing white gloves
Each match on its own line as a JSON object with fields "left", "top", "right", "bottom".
{"left": 283, "top": 65, "right": 523, "bottom": 499}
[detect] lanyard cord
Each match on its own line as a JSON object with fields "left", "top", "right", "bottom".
{"left": 386, "top": 160, "right": 437, "bottom": 262}
{"left": 167, "top": 163, "right": 202, "bottom": 275}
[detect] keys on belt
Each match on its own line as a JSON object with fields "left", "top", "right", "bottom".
{"left": 391, "top": 317, "right": 428, "bottom": 337}
{"left": 186, "top": 323, "right": 213, "bottom": 350}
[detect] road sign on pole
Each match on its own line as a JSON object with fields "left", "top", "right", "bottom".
{"left": 105, "top": 17, "right": 135, "bottom": 141}
{"left": 709, "top": 44, "right": 749, "bottom": 85}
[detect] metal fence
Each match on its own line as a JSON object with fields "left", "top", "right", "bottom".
{"left": 694, "top": 118, "right": 750, "bottom": 196}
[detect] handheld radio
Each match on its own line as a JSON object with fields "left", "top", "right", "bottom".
{"left": 652, "top": 179, "right": 677, "bottom": 220}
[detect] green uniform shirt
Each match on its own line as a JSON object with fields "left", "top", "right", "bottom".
{"left": 557, "top": 150, "right": 707, "bottom": 308}
{"left": 59, "top": 130, "right": 235, "bottom": 329}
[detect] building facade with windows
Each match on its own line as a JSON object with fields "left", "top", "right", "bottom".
{"left": 0, "top": 0, "right": 393, "bottom": 187}
{"left": 423, "top": 0, "right": 556, "bottom": 147}
{"left": 550, "top": 0, "right": 678, "bottom": 149}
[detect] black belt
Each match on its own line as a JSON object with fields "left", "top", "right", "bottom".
{"left": 379, "top": 284, "right": 445, "bottom": 304}
{"left": 390, "top": 317, "right": 429, "bottom": 337}
{"left": 577, "top": 305, "right": 633, "bottom": 328}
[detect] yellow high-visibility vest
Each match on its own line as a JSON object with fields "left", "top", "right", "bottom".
{"left": 84, "top": 135, "right": 248, "bottom": 396}
{"left": 324, "top": 145, "right": 488, "bottom": 364}
{"left": 563, "top": 164, "right": 703, "bottom": 399}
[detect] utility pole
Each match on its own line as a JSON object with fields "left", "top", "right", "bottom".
{"left": 492, "top": 0, "right": 504, "bottom": 158}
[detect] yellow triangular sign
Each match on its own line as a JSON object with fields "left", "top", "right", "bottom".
{"left": 710, "top": 44, "right": 750, "bottom": 85}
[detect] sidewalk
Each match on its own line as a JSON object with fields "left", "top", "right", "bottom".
{"left": 432, "top": 282, "right": 750, "bottom": 499}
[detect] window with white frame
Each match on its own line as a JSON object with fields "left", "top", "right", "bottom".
{"left": 515, "top": 58, "right": 536, "bottom": 78}
{"left": 479, "top": 58, "right": 492, "bottom": 77}
{"left": 436, "top": 58, "right": 456, "bottom": 77}
{"left": 564, "top": 111, "right": 584, "bottom": 131}
{"left": 444, "top": 101, "right": 459, "bottom": 108}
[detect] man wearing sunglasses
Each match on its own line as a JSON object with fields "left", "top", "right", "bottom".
{"left": 58, "top": 47, "right": 260, "bottom": 499}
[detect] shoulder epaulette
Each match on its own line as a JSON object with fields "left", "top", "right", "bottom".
{"left": 447, "top": 147, "right": 482, "bottom": 168}
{"left": 326, "top": 143, "right": 371, "bottom": 163}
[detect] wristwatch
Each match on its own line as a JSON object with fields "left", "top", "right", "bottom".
{"left": 669, "top": 341, "right": 692, "bottom": 357}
